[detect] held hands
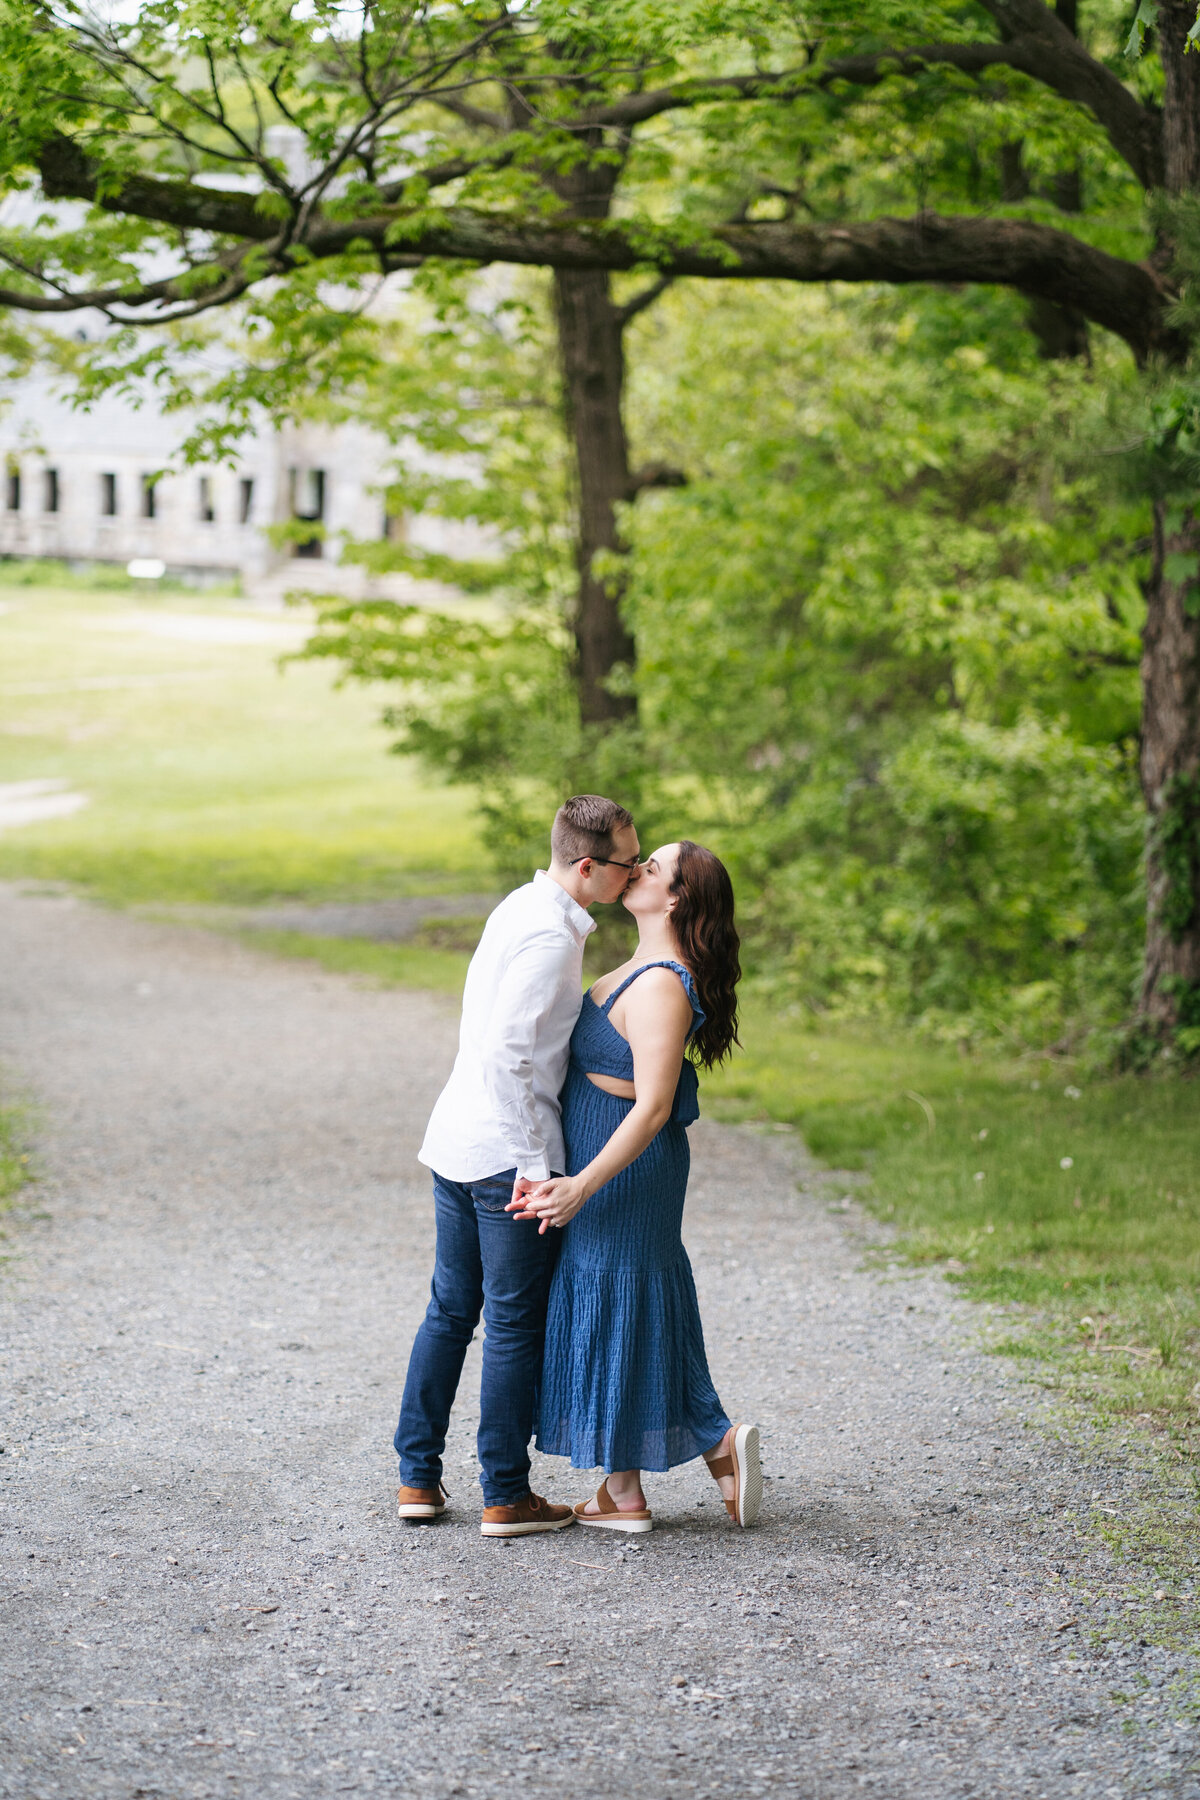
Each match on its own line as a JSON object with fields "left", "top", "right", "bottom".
{"left": 506, "top": 1175, "right": 590, "bottom": 1234}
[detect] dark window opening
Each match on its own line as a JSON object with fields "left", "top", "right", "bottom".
{"left": 44, "top": 469, "right": 59, "bottom": 513}
{"left": 239, "top": 477, "right": 254, "bottom": 524}
{"left": 383, "top": 506, "right": 406, "bottom": 544}
{"left": 141, "top": 475, "right": 157, "bottom": 520}
{"left": 289, "top": 466, "right": 326, "bottom": 559}
{"left": 5, "top": 470, "right": 20, "bottom": 512}
{"left": 100, "top": 472, "right": 117, "bottom": 516}
{"left": 198, "top": 475, "right": 215, "bottom": 522}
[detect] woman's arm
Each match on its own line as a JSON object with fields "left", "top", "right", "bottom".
{"left": 507, "top": 969, "right": 693, "bottom": 1234}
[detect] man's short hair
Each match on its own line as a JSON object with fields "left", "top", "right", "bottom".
{"left": 551, "top": 794, "right": 635, "bottom": 866}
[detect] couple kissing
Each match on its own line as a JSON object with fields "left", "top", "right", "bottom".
{"left": 393, "top": 795, "right": 761, "bottom": 1537}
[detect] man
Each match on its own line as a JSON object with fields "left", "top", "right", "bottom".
{"left": 394, "top": 795, "right": 640, "bottom": 1536}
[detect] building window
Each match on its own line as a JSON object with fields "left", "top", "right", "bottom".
{"left": 44, "top": 469, "right": 59, "bottom": 513}
{"left": 239, "top": 477, "right": 254, "bottom": 524}
{"left": 5, "top": 470, "right": 20, "bottom": 512}
{"left": 289, "top": 466, "right": 325, "bottom": 559}
{"left": 141, "top": 476, "right": 157, "bottom": 520}
{"left": 100, "top": 472, "right": 117, "bottom": 516}
{"left": 198, "top": 475, "right": 215, "bottom": 522}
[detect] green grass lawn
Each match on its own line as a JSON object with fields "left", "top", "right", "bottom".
{"left": 705, "top": 1014, "right": 1200, "bottom": 1432}
{"left": 240, "top": 927, "right": 477, "bottom": 996}
{"left": 0, "top": 568, "right": 479, "bottom": 903}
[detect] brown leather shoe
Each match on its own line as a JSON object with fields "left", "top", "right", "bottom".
{"left": 480, "top": 1490, "right": 576, "bottom": 1537}
{"left": 397, "top": 1482, "right": 447, "bottom": 1521}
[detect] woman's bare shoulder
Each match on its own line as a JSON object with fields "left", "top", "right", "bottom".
{"left": 621, "top": 965, "right": 694, "bottom": 1015}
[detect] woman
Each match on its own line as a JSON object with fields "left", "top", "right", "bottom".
{"left": 508, "top": 840, "right": 761, "bottom": 1533}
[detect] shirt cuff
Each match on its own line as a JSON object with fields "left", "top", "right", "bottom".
{"left": 515, "top": 1155, "right": 551, "bottom": 1182}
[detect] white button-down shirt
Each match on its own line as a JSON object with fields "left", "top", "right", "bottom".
{"left": 418, "top": 871, "right": 596, "bottom": 1183}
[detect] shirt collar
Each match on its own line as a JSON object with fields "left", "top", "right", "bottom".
{"left": 533, "top": 869, "right": 596, "bottom": 941}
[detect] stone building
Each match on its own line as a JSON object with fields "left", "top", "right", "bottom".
{"left": 0, "top": 156, "right": 486, "bottom": 601}
{"left": 0, "top": 365, "right": 439, "bottom": 599}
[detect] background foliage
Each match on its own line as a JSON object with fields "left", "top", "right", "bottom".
{"left": 302, "top": 271, "right": 1151, "bottom": 1048}
{"left": 0, "top": 0, "right": 1190, "bottom": 1052}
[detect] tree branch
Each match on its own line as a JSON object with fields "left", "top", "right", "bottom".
{"left": 38, "top": 133, "right": 268, "bottom": 238}
{"left": 431, "top": 94, "right": 507, "bottom": 134}
{"left": 626, "top": 461, "right": 687, "bottom": 497}
{"left": 976, "top": 0, "right": 1164, "bottom": 188}
{"left": 351, "top": 210, "right": 1176, "bottom": 363}
{"left": 0, "top": 278, "right": 169, "bottom": 314}
{"left": 19, "top": 142, "right": 1177, "bottom": 362}
{"left": 377, "top": 146, "right": 518, "bottom": 203}
{"left": 614, "top": 275, "right": 674, "bottom": 326}
{"left": 581, "top": 31, "right": 1163, "bottom": 191}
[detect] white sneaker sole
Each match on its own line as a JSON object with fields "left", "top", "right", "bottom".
{"left": 397, "top": 1504, "right": 445, "bottom": 1519}
{"left": 480, "top": 1514, "right": 577, "bottom": 1537}
{"left": 576, "top": 1513, "right": 653, "bottom": 1534}
{"left": 732, "top": 1423, "right": 763, "bottom": 1528}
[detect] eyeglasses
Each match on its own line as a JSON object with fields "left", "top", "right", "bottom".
{"left": 568, "top": 854, "right": 641, "bottom": 870}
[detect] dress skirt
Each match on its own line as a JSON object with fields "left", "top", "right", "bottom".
{"left": 536, "top": 1064, "right": 731, "bottom": 1473}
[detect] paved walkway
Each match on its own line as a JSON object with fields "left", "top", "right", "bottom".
{"left": 0, "top": 886, "right": 1192, "bottom": 1799}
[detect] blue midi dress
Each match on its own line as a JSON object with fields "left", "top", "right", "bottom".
{"left": 536, "top": 960, "right": 732, "bottom": 1473}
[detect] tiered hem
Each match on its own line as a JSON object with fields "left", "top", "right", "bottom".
{"left": 537, "top": 1250, "right": 731, "bottom": 1472}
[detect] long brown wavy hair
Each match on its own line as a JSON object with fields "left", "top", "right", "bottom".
{"left": 669, "top": 841, "right": 741, "bottom": 1070}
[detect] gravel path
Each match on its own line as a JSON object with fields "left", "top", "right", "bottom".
{"left": 0, "top": 884, "right": 1194, "bottom": 1800}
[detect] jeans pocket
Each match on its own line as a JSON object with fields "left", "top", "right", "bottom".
{"left": 472, "top": 1174, "right": 517, "bottom": 1213}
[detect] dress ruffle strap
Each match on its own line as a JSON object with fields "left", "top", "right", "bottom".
{"left": 600, "top": 959, "right": 706, "bottom": 1031}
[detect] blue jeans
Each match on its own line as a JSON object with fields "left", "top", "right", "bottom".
{"left": 394, "top": 1169, "right": 559, "bottom": 1506}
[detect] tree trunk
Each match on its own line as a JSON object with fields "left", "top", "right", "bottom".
{"left": 553, "top": 265, "right": 637, "bottom": 725}
{"left": 1138, "top": 506, "right": 1200, "bottom": 1033}
{"left": 534, "top": 103, "right": 638, "bottom": 728}
{"left": 1135, "top": 4, "right": 1200, "bottom": 1038}
{"left": 1160, "top": 0, "right": 1200, "bottom": 199}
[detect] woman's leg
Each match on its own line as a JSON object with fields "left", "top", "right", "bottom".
{"left": 703, "top": 1427, "right": 737, "bottom": 1505}
{"left": 580, "top": 1467, "right": 647, "bottom": 1513}
{"left": 703, "top": 1422, "right": 763, "bottom": 1527}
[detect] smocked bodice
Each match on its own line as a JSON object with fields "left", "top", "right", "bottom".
{"left": 568, "top": 958, "right": 704, "bottom": 1126}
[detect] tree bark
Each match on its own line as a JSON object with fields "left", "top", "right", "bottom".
{"left": 553, "top": 265, "right": 637, "bottom": 725}
{"left": 532, "top": 96, "right": 640, "bottom": 729}
{"left": 1160, "top": 0, "right": 1200, "bottom": 195}
{"left": 1132, "top": 4, "right": 1200, "bottom": 1038}
{"left": 1137, "top": 506, "right": 1200, "bottom": 1033}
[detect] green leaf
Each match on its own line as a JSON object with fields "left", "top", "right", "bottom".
{"left": 1163, "top": 551, "right": 1198, "bottom": 584}
{"left": 1126, "top": 0, "right": 1158, "bottom": 57}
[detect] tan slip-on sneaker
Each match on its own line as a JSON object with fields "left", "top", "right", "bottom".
{"left": 480, "top": 1490, "right": 576, "bottom": 1537}
{"left": 706, "top": 1422, "right": 763, "bottom": 1527}
{"left": 574, "top": 1479, "right": 653, "bottom": 1534}
{"left": 397, "top": 1482, "right": 447, "bottom": 1521}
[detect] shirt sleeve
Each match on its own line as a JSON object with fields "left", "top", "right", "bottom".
{"left": 479, "top": 932, "right": 573, "bottom": 1182}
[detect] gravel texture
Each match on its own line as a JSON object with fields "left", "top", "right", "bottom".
{"left": 0, "top": 882, "right": 1196, "bottom": 1800}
